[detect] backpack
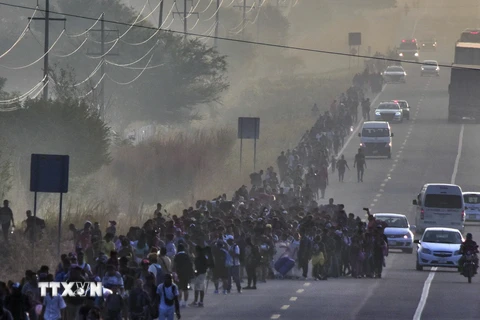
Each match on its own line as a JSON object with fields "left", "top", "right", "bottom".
{"left": 162, "top": 284, "right": 177, "bottom": 306}
{"left": 222, "top": 248, "right": 233, "bottom": 268}
{"left": 153, "top": 264, "right": 164, "bottom": 286}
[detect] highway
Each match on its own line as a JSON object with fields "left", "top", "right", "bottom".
{"left": 179, "top": 4, "right": 480, "bottom": 320}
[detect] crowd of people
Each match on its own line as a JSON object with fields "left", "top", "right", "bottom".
{"left": 0, "top": 67, "right": 391, "bottom": 320}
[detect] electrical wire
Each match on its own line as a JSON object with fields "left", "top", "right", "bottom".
{"left": 106, "top": 40, "right": 159, "bottom": 67}
{"left": 199, "top": 0, "right": 215, "bottom": 13}
{"left": 0, "top": 75, "right": 46, "bottom": 105}
{"left": 186, "top": 0, "right": 202, "bottom": 19}
{"left": 52, "top": 36, "right": 88, "bottom": 58}
{"left": 99, "top": 0, "right": 149, "bottom": 45}
{"left": 66, "top": 13, "right": 102, "bottom": 38}
{"left": 0, "top": 6, "right": 38, "bottom": 60}
{"left": 136, "top": 0, "right": 162, "bottom": 24}
{"left": 197, "top": 21, "right": 218, "bottom": 40}
{"left": 0, "top": 29, "right": 65, "bottom": 70}
{"left": 174, "top": 0, "right": 185, "bottom": 21}
{"left": 202, "top": 0, "right": 224, "bottom": 22}
{"left": 73, "top": 60, "right": 104, "bottom": 87}
{"left": 79, "top": 73, "right": 105, "bottom": 98}
{"left": 188, "top": 17, "right": 201, "bottom": 31}
{"left": 2, "top": 1, "right": 479, "bottom": 70}
{"left": 30, "top": 79, "right": 49, "bottom": 100}
{"left": 106, "top": 54, "right": 154, "bottom": 86}
{"left": 198, "top": 22, "right": 217, "bottom": 43}
{"left": 88, "top": 38, "right": 120, "bottom": 59}
{"left": 120, "top": 63, "right": 165, "bottom": 70}
{"left": 120, "top": 2, "right": 176, "bottom": 46}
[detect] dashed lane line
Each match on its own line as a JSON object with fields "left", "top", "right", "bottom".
{"left": 280, "top": 305, "right": 290, "bottom": 310}
{"left": 289, "top": 297, "right": 297, "bottom": 302}
{"left": 296, "top": 289, "right": 304, "bottom": 294}
{"left": 303, "top": 282, "right": 311, "bottom": 287}
{"left": 271, "top": 314, "right": 281, "bottom": 319}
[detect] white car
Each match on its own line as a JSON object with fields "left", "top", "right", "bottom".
{"left": 374, "top": 101, "right": 403, "bottom": 123}
{"left": 420, "top": 60, "right": 440, "bottom": 76}
{"left": 374, "top": 213, "right": 415, "bottom": 253}
{"left": 463, "top": 192, "right": 480, "bottom": 221}
{"left": 414, "top": 227, "right": 464, "bottom": 271}
{"left": 382, "top": 65, "right": 407, "bottom": 83}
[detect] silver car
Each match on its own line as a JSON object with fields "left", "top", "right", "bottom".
{"left": 382, "top": 65, "right": 407, "bottom": 83}
{"left": 374, "top": 213, "right": 416, "bottom": 253}
{"left": 414, "top": 227, "right": 464, "bottom": 271}
{"left": 420, "top": 60, "right": 440, "bottom": 76}
{"left": 463, "top": 192, "right": 480, "bottom": 221}
{"left": 374, "top": 101, "right": 403, "bottom": 123}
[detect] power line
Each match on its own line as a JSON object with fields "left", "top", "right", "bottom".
{"left": 0, "top": 1, "right": 476, "bottom": 70}
{"left": 28, "top": 0, "right": 66, "bottom": 101}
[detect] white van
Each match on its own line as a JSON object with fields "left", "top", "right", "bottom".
{"left": 412, "top": 183, "right": 465, "bottom": 234}
{"left": 357, "top": 121, "right": 394, "bottom": 158}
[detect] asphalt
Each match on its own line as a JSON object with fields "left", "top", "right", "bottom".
{"left": 179, "top": 4, "right": 480, "bottom": 320}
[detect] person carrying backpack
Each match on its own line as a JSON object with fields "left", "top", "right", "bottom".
{"left": 156, "top": 274, "right": 181, "bottom": 320}
{"left": 147, "top": 254, "right": 165, "bottom": 286}
{"left": 225, "top": 235, "right": 242, "bottom": 294}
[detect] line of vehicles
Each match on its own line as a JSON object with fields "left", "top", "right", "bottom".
{"left": 372, "top": 183, "right": 478, "bottom": 282}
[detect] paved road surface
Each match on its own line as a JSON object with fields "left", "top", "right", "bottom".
{"left": 181, "top": 4, "right": 480, "bottom": 320}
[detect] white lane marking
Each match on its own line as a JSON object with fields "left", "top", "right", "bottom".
{"left": 370, "top": 203, "right": 375, "bottom": 207}
{"left": 451, "top": 124, "right": 464, "bottom": 184}
{"left": 303, "top": 282, "right": 311, "bottom": 287}
{"left": 412, "top": 268, "right": 437, "bottom": 320}
{"left": 296, "top": 289, "right": 304, "bottom": 293}
{"left": 413, "top": 124, "right": 465, "bottom": 320}
{"left": 379, "top": 189, "right": 384, "bottom": 192}
{"left": 281, "top": 305, "right": 290, "bottom": 310}
{"left": 373, "top": 198, "right": 378, "bottom": 202}
{"left": 289, "top": 297, "right": 297, "bottom": 301}
{"left": 376, "top": 193, "right": 382, "bottom": 197}
{"left": 380, "top": 183, "right": 386, "bottom": 187}
{"left": 328, "top": 86, "right": 386, "bottom": 170}
{"left": 271, "top": 314, "right": 281, "bottom": 319}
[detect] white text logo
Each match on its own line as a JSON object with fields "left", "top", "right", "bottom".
{"left": 39, "top": 282, "right": 103, "bottom": 297}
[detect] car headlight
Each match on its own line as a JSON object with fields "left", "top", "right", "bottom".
{"left": 414, "top": 52, "right": 419, "bottom": 56}
{"left": 433, "top": 43, "right": 436, "bottom": 46}
{"left": 403, "top": 233, "right": 412, "bottom": 239}
{"left": 395, "top": 112, "right": 401, "bottom": 116}
{"left": 421, "top": 248, "right": 432, "bottom": 254}
{"left": 421, "top": 67, "right": 424, "bottom": 70}
{"left": 436, "top": 67, "right": 439, "bottom": 71}
{"left": 375, "top": 112, "right": 380, "bottom": 115}
{"left": 399, "top": 53, "right": 403, "bottom": 56}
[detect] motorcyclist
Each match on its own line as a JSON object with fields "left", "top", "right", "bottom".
{"left": 458, "top": 233, "right": 479, "bottom": 274}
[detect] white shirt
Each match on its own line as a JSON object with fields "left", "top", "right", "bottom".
{"left": 229, "top": 244, "right": 241, "bottom": 266}
{"left": 156, "top": 284, "right": 178, "bottom": 311}
{"left": 42, "top": 294, "right": 66, "bottom": 320}
{"left": 148, "top": 263, "right": 162, "bottom": 281}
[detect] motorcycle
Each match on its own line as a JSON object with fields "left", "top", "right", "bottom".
{"left": 462, "top": 251, "right": 476, "bottom": 283}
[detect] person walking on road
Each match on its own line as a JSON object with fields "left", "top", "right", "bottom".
{"left": 353, "top": 148, "right": 367, "bottom": 182}
{"left": 336, "top": 155, "right": 350, "bottom": 182}
{"left": 0, "top": 200, "right": 14, "bottom": 243}
{"left": 361, "top": 98, "right": 371, "bottom": 121}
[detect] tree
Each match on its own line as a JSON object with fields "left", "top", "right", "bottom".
{"left": 0, "top": 78, "right": 111, "bottom": 188}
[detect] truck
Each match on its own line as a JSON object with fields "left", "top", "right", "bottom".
{"left": 448, "top": 64, "right": 480, "bottom": 122}
{"left": 454, "top": 42, "right": 480, "bottom": 65}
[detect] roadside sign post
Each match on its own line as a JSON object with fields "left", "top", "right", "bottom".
{"left": 349, "top": 32, "right": 362, "bottom": 68}
{"left": 237, "top": 117, "right": 260, "bottom": 173}
{"left": 30, "top": 154, "right": 69, "bottom": 261}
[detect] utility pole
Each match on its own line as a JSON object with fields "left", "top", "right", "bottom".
{"left": 159, "top": 0, "right": 164, "bottom": 28}
{"left": 233, "top": 0, "right": 249, "bottom": 39}
{"left": 214, "top": 0, "right": 220, "bottom": 47}
{"left": 87, "top": 14, "right": 119, "bottom": 120}
{"left": 173, "top": 0, "right": 199, "bottom": 41}
{"left": 29, "top": 0, "right": 66, "bottom": 101}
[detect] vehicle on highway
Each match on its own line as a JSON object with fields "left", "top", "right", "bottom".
{"left": 420, "top": 60, "right": 440, "bottom": 77}
{"left": 374, "top": 101, "right": 403, "bottom": 123}
{"left": 373, "top": 213, "right": 415, "bottom": 253}
{"left": 454, "top": 42, "right": 480, "bottom": 66}
{"left": 392, "top": 100, "right": 410, "bottom": 120}
{"left": 461, "top": 250, "right": 476, "bottom": 283}
{"left": 382, "top": 65, "right": 407, "bottom": 83}
{"left": 448, "top": 64, "right": 480, "bottom": 122}
{"left": 358, "top": 121, "right": 393, "bottom": 158}
{"left": 463, "top": 192, "right": 480, "bottom": 221}
{"left": 459, "top": 28, "right": 480, "bottom": 43}
{"left": 397, "top": 38, "right": 419, "bottom": 61}
{"left": 414, "top": 227, "right": 464, "bottom": 271}
{"left": 420, "top": 37, "right": 437, "bottom": 51}
{"left": 413, "top": 183, "right": 465, "bottom": 234}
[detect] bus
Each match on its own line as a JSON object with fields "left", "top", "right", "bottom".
{"left": 459, "top": 29, "right": 480, "bottom": 42}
